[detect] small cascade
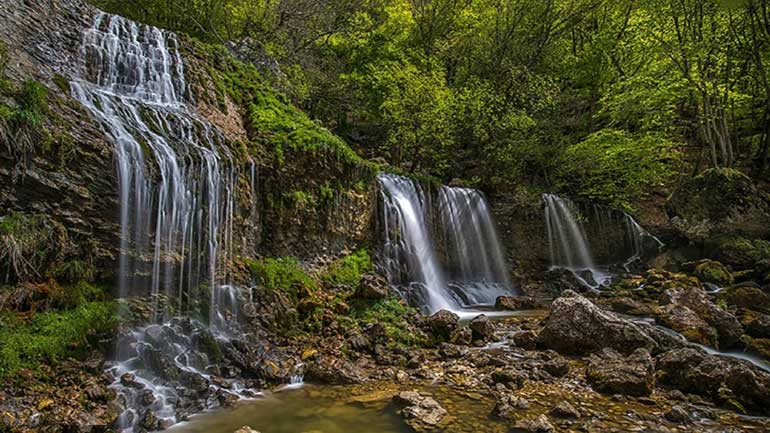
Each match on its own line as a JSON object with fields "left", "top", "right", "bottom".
{"left": 378, "top": 174, "right": 514, "bottom": 313}
{"left": 543, "top": 193, "right": 597, "bottom": 270}
{"left": 70, "top": 12, "right": 255, "bottom": 432}
{"left": 543, "top": 193, "right": 663, "bottom": 287}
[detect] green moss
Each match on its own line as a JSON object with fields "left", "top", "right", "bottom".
{"left": 52, "top": 74, "right": 70, "bottom": 94}
{"left": 194, "top": 41, "right": 373, "bottom": 170}
{"left": 0, "top": 301, "right": 117, "bottom": 377}
{"left": 322, "top": 248, "right": 373, "bottom": 288}
{"left": 285, "top": 190, "right": 315, "bottom": 209}
{"left": 194, "top": 330, "right": 223, "bottom": 363}
{"left": 693, "top": 260, "right": 734, "bottom": 286}
{"left": 350, "top": 297, "right": 425, "bottom": 348}
{"left": 248, "top": 257, "right": 316, "bottom": 301}
{"left": 709, "top": 235, "right": 770, "bottom": 269}
{"left": 53, "top": 260, "right": 96, "bottom": 284}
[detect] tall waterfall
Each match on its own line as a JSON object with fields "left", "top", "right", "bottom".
{"left": 70, "top": 12, "right": 251, "bottom": 431}
{"left": 378, "top": 174, "right": 513, "bottom": 313}
{"left": 543, "top": 193, "right": 662, "bottom": 287}
{"left": 379, "top": 174, "right": 452, "bottom": 313}
{"left": 70, "top": 13, "right": 240, "bottom": 326}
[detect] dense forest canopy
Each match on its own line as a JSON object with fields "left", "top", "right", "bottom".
{"left": 93, "top": 0, "right": 770, "bottom": 209}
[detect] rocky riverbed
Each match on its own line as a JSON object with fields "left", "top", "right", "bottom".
{"left": 5, "top": 265, "right": 770, "bottom": 433}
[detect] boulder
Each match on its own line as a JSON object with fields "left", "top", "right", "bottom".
{"left": 667, "top": 168, "right": 770, "bottom": 242}
{"left": 660, "top": 285, "right": 743, "bottom": 348}
{"left": 354, "top": 273, "right": 390, "bottom": 299}
{"left": 663, "top": 406, "right": 690, "bottom": 424}
{"left": 449, "top": 326, "right": 472, "bottom": 346}
{"left": 656, "top": 347, "right": 770, "bottom": 414}
{"left": 305, "top": 355, "right": 365, "bottom": 384}
{"left": 746, "top": 314, "right": 770, "bottom": 339}
{"left": 543, "top": 356, "right": 570, "bottom": 378}
{"left": 549, "top": 401, "right": 580, "bottom": 419}
{"left": 706, "top": 236, "right": 770, "bottom": 270}
{"left": 511, "top": 414, "right": 555, "bottom": 433}
{"left": 586, "top": 348, "right": 655, "bottom": 397}
{"left": 495, "top": 296, "right": 542, "bottom": 310}
{"left": 511, "top": 331, "right": 539, "bottom": 350}
{"left": 393, "top": 390, "right": 448, "bottom": 431}
{"left": 426, "top": 310, "right": 459, "bottom": 341}
{"left": 492, "top": 368, "right": 528, "bottom": 389}
{"left": 693, "top": 260, "right": 734, "bottom": 286}
{"left": 469, "top": 315, "right": 496, "bottom": 342}
{"left": 717, "top": 286, "right": 770, "bottom": 314}
{"left": 540, "top": 291, "right": 658, "bottom": 355}
{"left": 492, "top": 394, "right": 528, "bottom": 421}
{"left": 656, "top": 306, "right": 718, "bottom": 347}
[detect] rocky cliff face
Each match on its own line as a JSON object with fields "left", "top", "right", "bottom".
{"left": 0, "top": 0, "right": 120, "bottom": 275}
{"left": 0, "top": 0, "right": 375, "bottom": 288}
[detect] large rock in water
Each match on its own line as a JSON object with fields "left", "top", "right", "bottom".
{"left": 656, "top": 347, "right": 770, "bottom": 415}
{"left": 540, "top": 291, "right": 658, "bottom": 355}
{"left": 586, "top": 348, "right": 655, "bottom": 396}
{"left": 660, "top": 285, "right": 743, "bottom": 349}
{"left": 426, "top": 310, "right": 459, "bottom": 341}
{"left": 667, "top": 168, "right": 770, "bottom": 242}
{"left": 393, "top": 390, "right": 448, "bottom": 431}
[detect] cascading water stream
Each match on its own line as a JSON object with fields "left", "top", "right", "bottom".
{"left": 70, "top": 12, "right": 253, "bottom": 431}
{"left": 543, "top": 193, "right": 663, "bottom": 287}
{"left": 378, "top": 174, "right": 514, "bottom": 313}
{"left": 378, "top": 174, "right": 453, "bottom": 313}
{"left": 438, "top": 186, "right": 512, "bottom": 305}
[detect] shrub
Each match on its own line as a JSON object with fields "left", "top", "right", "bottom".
{"left": 322, "top": 248, "right": 373, "bottom": 288}
{"left": 248, "top": 257, "right": 316, "bottom": 301}
{"left": 350, "top": 297, "right": 425, "bottom": 348}
{"left": 0, "top": 301, "right": 117, "bottom": 377}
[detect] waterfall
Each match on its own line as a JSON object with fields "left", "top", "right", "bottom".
{"left": 438, "top": 186, "right": 512, "bottom": 305}
{"left": 379, "top": 174, "right": 453, "bottom": 313}
{"left": 543, "top": 193, "right": 596, "bottom": 270}
{"left": 70, "top": 12, "right": 252, "bottom": 431}
{"left": 543, "top": 193, "right": 663, "bottom": 287}
{"left": 378, "top": 174, "right": 513, "bottom": 313}
{"left": 71, "top": 12, "right": 241, "bottom": 326}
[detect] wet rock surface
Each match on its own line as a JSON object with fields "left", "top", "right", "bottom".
{"left": 393, "top": 390, "right": 448, "bottom": 431}
{"left": 540, "top": 290, "right": 658, "bottom": 355}
{"left": 586, "top": 348, "right": 655, "bottom": 396}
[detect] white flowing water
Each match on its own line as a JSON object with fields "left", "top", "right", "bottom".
{"left": 438, "top": 186, "right": 512, "bottom": 305}
{"left": 543, "top": 194, "right": 662, "bottom": 287}
{"left": 70, "top": 12, "right": 252, "bottom": 431}
{"left": 379, "top": 174, "right": 453, "bottom": 313}
{"left": 378, "top": 174, "right": 513, "bottom": 313}
{"left": 543, "top": 193, "right": 596, "bottom": 270}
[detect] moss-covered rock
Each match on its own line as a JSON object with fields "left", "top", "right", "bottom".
{"left": 667, "top": 168, "right": 770, "bottom": 242}
{"left": 717, "top": 286, "right": 770, "bottom": 315}
{"left": 693, "top": 260, "right": 734, "bottom": 286}
{"left": 705, "top": 236, "right": 770, "bottom": 270}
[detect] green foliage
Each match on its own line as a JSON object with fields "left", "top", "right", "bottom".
{"left": 92, "top": 0, "right": 770, "bottom": 197}
{"left": 557, "top": 129, "right": 682, "bottom": 210}
{"left": 350, "top": 297, "right": 425, "bottom": 348}
{"left": 0, "top": 301, "right": 116, "bottom": 377}
{"left": 321, "top": 248, "right": 373, "bottom": 287}
{"left": 53, "top": 260, "right": 97, "bottom": 284}
{"left": 285, "top": 190, "right": 315, "bottom": 209}
{"left": 248, "top": 257, "right": 316, "bottom": 301}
